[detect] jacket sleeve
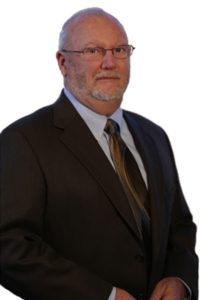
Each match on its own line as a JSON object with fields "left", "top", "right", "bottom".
{"left": 0, "top": 128, "right": 112, "bottom": 300}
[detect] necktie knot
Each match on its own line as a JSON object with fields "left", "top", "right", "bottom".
{"left": 105, "top": 119, "right": 120, "bottom": 136}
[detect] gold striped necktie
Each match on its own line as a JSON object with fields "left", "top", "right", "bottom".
{"left": 105, "top": 118, "right": 150, "bottom": 239}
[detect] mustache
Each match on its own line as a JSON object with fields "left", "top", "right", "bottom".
{"left": 95, "top": 72, "right": 121, "bottom": 80}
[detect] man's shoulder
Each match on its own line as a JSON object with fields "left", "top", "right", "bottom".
{"left": 1, "top": 103, "right": 54, "bottom": 135}
{"left": 1, "top": 90, "right": 68, "bottom": 136}
{"left": 123, "top": 109, "right": 164, "bottom": 134}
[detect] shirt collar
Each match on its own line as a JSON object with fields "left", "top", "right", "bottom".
{"left": 64, "top": 88, "right": 123, "bottom": 141}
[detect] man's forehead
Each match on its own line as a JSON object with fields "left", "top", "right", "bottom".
{"left": 70, "top": 22, "right": 127, "bottom": 50}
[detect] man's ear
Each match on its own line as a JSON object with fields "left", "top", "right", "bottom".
{"left": 56, "top": 51, "right": 67, "bottom": 76}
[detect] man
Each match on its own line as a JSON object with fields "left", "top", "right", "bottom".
{"left": 0, "top": 7, "right": 198, "bottom": 300}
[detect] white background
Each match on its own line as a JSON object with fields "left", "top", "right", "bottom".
{"left": 0, "top": 0, "right": 199, "bottom": 298}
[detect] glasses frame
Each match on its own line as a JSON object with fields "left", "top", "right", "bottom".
{"left": 60, "top": 45, "right": 135, "bottom": 60}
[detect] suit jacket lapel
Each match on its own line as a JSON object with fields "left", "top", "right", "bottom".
{"left": 53, "top": 92, "right": 142, "bottom": 240}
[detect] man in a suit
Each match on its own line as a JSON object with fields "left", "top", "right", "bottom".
{"left": 0, "top": 7, "right": 198, "bottom": 300}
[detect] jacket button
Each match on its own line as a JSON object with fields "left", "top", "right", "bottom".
{"left": 134, "top": 254, "right": 144, "bottom": 262}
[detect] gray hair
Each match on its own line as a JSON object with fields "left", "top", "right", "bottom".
{"left": 58, "top": 7, "right": 127, "bottom": 50}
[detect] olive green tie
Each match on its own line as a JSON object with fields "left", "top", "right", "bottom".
{"left": 105, "top": 118, "right": 150, "bottom": 239}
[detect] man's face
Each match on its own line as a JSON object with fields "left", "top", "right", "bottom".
{"left": 57, "top": 15, "right": 131, "bottom": 113}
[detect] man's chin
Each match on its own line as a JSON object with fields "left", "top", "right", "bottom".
{"left": 91, "top": 91, "right": 123, "bottom": 102}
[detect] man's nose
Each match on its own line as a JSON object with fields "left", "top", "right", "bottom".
{"left": 100, "top": 50, "right": 117, "bottom": 69}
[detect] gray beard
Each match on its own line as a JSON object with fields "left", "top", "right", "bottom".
{"left": 91, "top": 89, "right": 124, "bottom": 102}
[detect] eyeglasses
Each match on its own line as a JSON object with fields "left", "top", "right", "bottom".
{"left": 61, "top": 45, "right": 135, "bottom": 60}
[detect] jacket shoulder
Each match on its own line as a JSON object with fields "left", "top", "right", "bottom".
{"left": 1, "top": 103, "right": 54, "bottom": 135}
{"left": 123, "top": 110, "right": 166, "bottom": 136}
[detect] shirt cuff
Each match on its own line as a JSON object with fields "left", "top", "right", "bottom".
{"left": 177, "top": 278, "right": 192, "bottom": 300}
{"left": 108, "top": 287, "right": 116, "bottom": 300}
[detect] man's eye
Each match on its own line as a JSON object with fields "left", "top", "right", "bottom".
{"left": 114, "top": 47, "right": 125, "bottom": 53}
{"left": 85, "top": 48, "right": 100, "bottom": 54}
